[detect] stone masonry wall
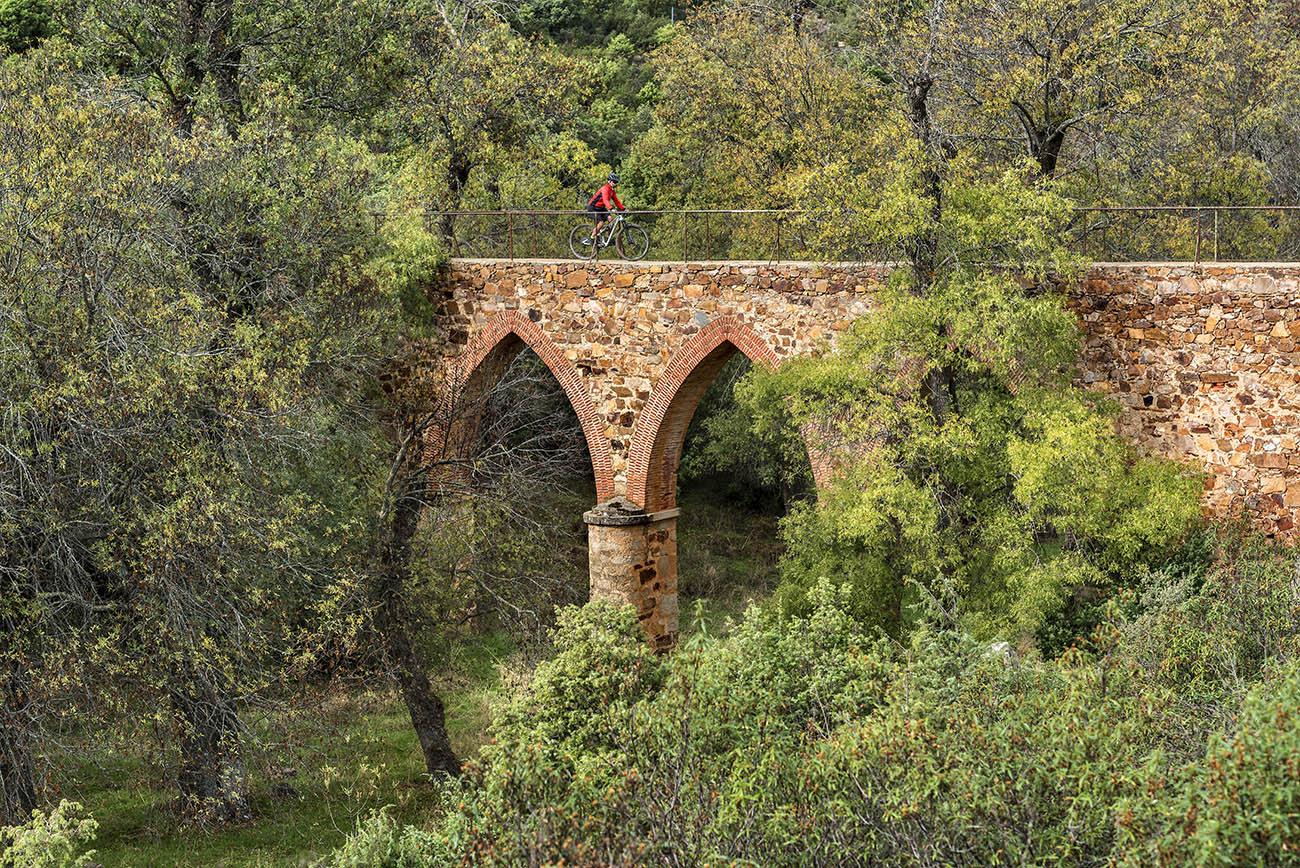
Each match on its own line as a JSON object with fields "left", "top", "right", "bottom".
{"left": 1077, "top": 264, "right": 1300, "bottom": 534}
{"left": 433, "top": 259, "right": 1300, "bottom": 537}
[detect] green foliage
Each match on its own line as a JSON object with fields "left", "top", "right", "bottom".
{"left": 742, "top": 160, "right": 1202, "bottom": 642}
{"left": 1009, "top": 392, "right": 1205, "bottom": 572}
{"left": 0, "top": 52, "right": 394, "bottom": 820}
{"left": 679, "top": 355, "right": 812, "bottom": 509}
{"left": 327, "top": 809, "right": 441, "bottom": 868}
{"left": 370, "top": 168, "right": 449, "bottom": 337}
{"left": 628, "top": 9, "right": 885, "bottom": 217}
{"left": 1110, "top": 527, "right": 1300, "bottom": 754}
{"left": 418, "top": 588, "right": 892, "bottom": 864}
{"left": 0, "top": 0, "right": 49, "bottom": 53}
{"left": 793, "top": 633, "right": 1177, "bottom": 864}
{"left": 349, "top": 556, "right": 1300, "bottom": 864}
{"left": 1119, "top": 659, "right": 1300, "bottom": 864}
{"left": 489, "top": 601, "right": 665, "bottom": 755}
{"left": 0, "top": 801, "right": 97, "bottom": 868}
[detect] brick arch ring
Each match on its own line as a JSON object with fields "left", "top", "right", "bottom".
{"left": 455, "top": 310, "right": 616, "bottom": 502}
{"left": 626, "top": 316, "right": 781, "bottom": 512}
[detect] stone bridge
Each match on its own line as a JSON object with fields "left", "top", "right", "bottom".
{"left": 428, "top": 259, "right": 1300, "bottom": 647}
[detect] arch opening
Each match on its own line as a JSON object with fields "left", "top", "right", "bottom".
{"left": 438, "top": 312, "right": 615, "bottom": 503}
{"left": 676, "top": 355, "right": 816, "bottom": 616}
{"left": 425, "top": 326, "right": 607, "bottom": 632}
{"left": 626, "top": 317, "right": 781, "bottom": 513}
{"left": 619, "top": 319, "right": 816, "bottom": 640}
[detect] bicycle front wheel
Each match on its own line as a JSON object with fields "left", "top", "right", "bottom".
{"left": 568, "top": 224, "right": 597, "bottom": 260}
{"left": 616, "top": 223, "right": 650, "bottom": 261}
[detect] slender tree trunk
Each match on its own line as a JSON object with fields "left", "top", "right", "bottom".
{"left": 438, "top": 154, "right": 474, "bottom": 248}
{"left": 380, "top": 596, "right": 460, "bottom": 777}
{"left": 171, "top": 681, "right": 250, "bottom": 822}
{"left": 209, "top": 0, "right": 246, "bottom": 138}
{"left": 375, "top": 455, "right": 460, "bottom": 778}
{"left": 0, "top": 653, "right": 37, "bottom": 826}
{"left": 907, "top": 74, "right": 956, "bottom": 427}
{"left": 1032, "top": 127, "right": 1066, "bottom": 178}
{"left": 174, "top": 0, "right": 210, "bottom": 136}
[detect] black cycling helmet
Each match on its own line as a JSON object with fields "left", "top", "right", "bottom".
{"left": 607, "top": 172, "right": 620, "bottom": 184}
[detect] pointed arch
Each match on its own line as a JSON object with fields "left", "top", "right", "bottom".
{"left": 448, "top": 310, "right": 615, "bottom": 502}
{"left": 626, "top": 317, "right": 780, "bottom": 512}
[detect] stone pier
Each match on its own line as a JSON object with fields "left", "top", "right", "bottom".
{"left": 584, "top": 498, "right": 680, "bottom": 651}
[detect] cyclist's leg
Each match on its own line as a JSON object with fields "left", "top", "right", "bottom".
{"left": 588, "top": 204, "right": 608, "bottom": 237}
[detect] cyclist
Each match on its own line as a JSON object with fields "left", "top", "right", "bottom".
{"left": 585, "top": 172, "right": 625, "bottom": 243}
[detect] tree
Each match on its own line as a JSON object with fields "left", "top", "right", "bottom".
{"left": 0, "top": 0, "right": 50, "bottom": 54}
{"left": 628, "top": 9, "right": 884, "bottom": 210}
{"left": 937, "top": 0, "right": 1192, "bottom": 179}
{"left": 723, "top": 1, "right": 1203, "bottom": 640}
{"left": 0, "top": 55, "right": 387, "bottom": 821}
{"left": 345, "top": 215, "right": 598, "bottom": 774}
{"left": 65, "top": 0, "right": 431, "bottom": 137}
{"left": 383, "top": 15, "right": 590, "bottom": 243}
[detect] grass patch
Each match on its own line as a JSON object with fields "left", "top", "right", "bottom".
{"left": 73, "top": 631, "right": 517, "bottom": 867}
{"left": 676, "top": 485, "right": 785, "bottom": 626}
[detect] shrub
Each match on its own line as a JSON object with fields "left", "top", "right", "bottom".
{"left": 413, "top": 586, "right": 1189, "bottom": 865}
{"left": 488, "top": 599, "right": 665, "bottom": 756}
{"left": 1118, "top": 660, "right": 1300, "bottom": 864}
{"left": 433, "top": 600, "right": 666, "bottom": 865}
{"left": 1113, "top": 528, "right": 1300, "bottom": 760}
{"left": 338, "top": 539, "right": 1300, "bottom": 866}
{"left": 0, "top": 801, "right": 97, "bottom": 868}
{"left": 328, "top": 810, "right": 442, "bottom": 867}
{"left": 792, "top": 632, "right": 1179, "bottom": 864}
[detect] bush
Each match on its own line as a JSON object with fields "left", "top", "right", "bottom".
{"left": 432, "top": 601, "right": 666, "bottom": 865}
{"left": 792, "top": 632, "right": 1178, "bottom": 864}
{"left": 328, "top": 810, "right": 443, "bottom": 868}
{"left": 488, "top": 600, "right": 665, "bottom": 755}
{"left": 336, "top": 538, "right": 1300, "bottom": 866}
{"left": 1112, "top": 528, "right": 1300, "bottom": 759}
{"left": 407, "top": 586, "right": 1185, "bottom": 864}
{"left": 0, "top": 801, "right": 97, "bottom": 868}
{"left": 1118, "top": 660, "right": 1300, "bottom": 864}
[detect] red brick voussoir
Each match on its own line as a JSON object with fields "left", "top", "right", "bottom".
{"left": 626, "top": 316, "right": 780, "bottom": 512}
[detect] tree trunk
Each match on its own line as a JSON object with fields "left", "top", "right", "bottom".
{"left": 375, "top": 452, "right": 460, "bottom": 778}
{"left": 906, "top": 74, "right": 956, "bottom": 427}
{"left": 173, "top": 0, "right": 210, "bottom": 136}
{"left": 0, "top": 659, "right": 37, "bottom": 826}
{"left": 382, "top": 602, "right": 461, "bottom": 777}
{"left": 1032, "top": 127, "right": 1066, "bottom": 178}
{"left": 438, "top": 154, "right": 473, "bottom": 249}
{"left": 209, "top": 0, "right": 246, "bottom": 138}
{"left": 171, "top": 682, "right": 250, "bottom": 823}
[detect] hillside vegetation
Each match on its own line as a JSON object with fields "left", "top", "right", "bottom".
{"left": 4, "top": 1, "right": 1300, "bottom": 865}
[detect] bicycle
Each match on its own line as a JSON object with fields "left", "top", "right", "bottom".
{"left": 568, "top": 211, "right": 650, "bottom": 261}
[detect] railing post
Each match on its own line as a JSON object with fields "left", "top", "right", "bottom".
{"left": 1194, "top": 209, "right": 1202, "bottom": 264}
{"left": 1213, "top": 209, "right": 1220, "bottom": 262}
{"left": 775, "top": 214, "right": 782, "bottom": 262}
{"left": 681, "top": 211, "right": 688, "bottom": 262}
{"left": 507, "top": 212, "right": 514, "bottom": 261}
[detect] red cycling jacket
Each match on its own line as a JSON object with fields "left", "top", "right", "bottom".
{"left": 588, "top": 182, "right": 624, "bottom": 210}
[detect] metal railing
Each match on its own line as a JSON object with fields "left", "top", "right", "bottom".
{"left": 430, "top": 205, "right": 1300, "bottom": 263}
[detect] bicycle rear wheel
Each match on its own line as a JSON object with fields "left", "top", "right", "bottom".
{"left": 616, "top": 223, "right": 650, "bottom": 261}
{"left": 568, "top": 224, "right": 597, "bottom": 260}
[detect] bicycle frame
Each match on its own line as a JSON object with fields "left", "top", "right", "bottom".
{"left": 594, "top": 213, "right": 625, "bottom": 248}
